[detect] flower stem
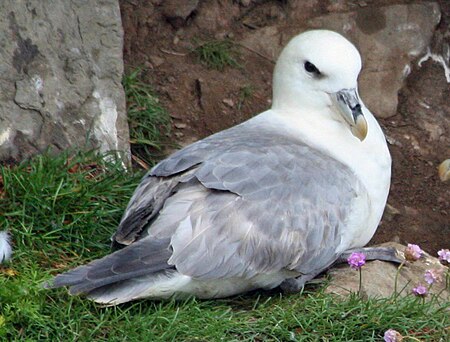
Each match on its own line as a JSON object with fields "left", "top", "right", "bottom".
{"left": 358, "top": 267, "right": 362, "bottom": 297}
{"left": 394, "top": 261, "right": 405, "bottom": 299}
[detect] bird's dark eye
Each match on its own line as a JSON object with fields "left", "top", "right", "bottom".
{"left": 304, "top": 61, "right": 321, "bottom": 75}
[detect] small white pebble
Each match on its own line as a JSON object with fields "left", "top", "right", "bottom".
{"left": 0, "top": 231, "right": 12, "bottom": 263}
{"left": 438, "top": 159, "right": 450, "bottom": 182}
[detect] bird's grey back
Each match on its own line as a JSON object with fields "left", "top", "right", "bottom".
{"left": 115, "top": 119, "right": 363, "bottom": 279}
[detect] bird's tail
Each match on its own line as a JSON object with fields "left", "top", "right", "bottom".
{"left": 45, "top": 237, "right": 180, "bottom": 304}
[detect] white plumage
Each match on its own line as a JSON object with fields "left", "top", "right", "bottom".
{"left": 0, "top": 231, "right": 12, "bottom": 263}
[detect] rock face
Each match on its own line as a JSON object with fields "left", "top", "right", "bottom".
{"left": 162, "top": 0, "right": 199, "bottom": 29}
{"left": 325, "top": 243, "right": 449, "bottom": 300}
{"left": 0, "top": 1, "right": 129, "bottom": 163}
{"left": 242, "top": 2, "right": 441, "bottom": 118}
{"left": 308, "top": 3, "right": 441, "bottom": 119}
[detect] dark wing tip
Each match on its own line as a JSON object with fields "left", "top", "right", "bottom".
{"left": 44, "top": 237, "right": 173, "bottom": 296}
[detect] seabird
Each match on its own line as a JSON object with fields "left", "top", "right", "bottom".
{"left": 48, "top": 30, "right": 392, "bottom": 304}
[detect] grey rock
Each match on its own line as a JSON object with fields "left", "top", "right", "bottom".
{"left": 240, "top": 0, "right": 252, "bottom": 7}
{"left": 308, "top": 3, "right": 441, "bottom": 118}
{"left": 241, "top": 26, "right": 281, "bottom": 61}
{"left": 193, "top": 0, "right": 239, "bottom": 32}
{"left": 149, "top": 55, "right": 165, "bottom": 68}
{"left": 325, "top": 242, "right": 449, "bottom": 301}
{"left": 419, "top": 25, "right": 450, "bottom": 83}
{"left": 0, "top": 1, "right": 129, "bottom": 163}
{"left": 162, "top": 0, "right": 199, "bottom": 28}
{"left": 174, "top": 122, "right": 187, "bottom": 129}
{"left": 438, "top": 159, "right": 450, "bottom": 182}
{"left": 241, "top": 2, "right": 441, "bottom": 118}
{"left": 382, "top": 203, "right": 401, "bottom": 222}
{"left": 222, "top": 98, "right": 234, "bottom": 108}
{"left": 401, "top": 24, "right": 450, "bottom": 148}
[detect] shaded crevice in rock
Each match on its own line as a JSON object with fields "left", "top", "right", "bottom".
{"left": 8, "top": 12, "right": 40, "bottom": 74}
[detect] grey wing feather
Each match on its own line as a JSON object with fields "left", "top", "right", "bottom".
{"left": 112, "top": 171, "right": 196, "bottom": 246}
{"left": 48, "top": 237, "right": 172, "bottom": 294}
{"left": 113, "top": 123, "right": 251, "bottom": 246}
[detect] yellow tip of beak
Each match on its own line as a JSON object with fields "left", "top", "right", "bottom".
{"left": 352, "top": 115, "right": 368, "bottom": 141}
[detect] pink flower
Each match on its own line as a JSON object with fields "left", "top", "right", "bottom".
{"left": 384, "top": 329, "right": 403, "bottom": 342}
{"left": 347, "top": 252, "right": 366, "bottom": 270}
{"left": 437, "top": 249, "right": 450, "bottom": 264}
{"left": 424, "top": 268, "right": 444, "bottom": 285}
{"left": 412, "top": 284, "right": 427, "bottom": 297}
{"left": 404, "top": 244, "right": 422, "bottom": 262}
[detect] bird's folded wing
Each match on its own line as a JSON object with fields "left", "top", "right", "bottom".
{"left": 113, "top": 122, "right": 253, "bottom": 246}
{"left": 115, "top": 121, "right": 365, "bottom": 279}
{"left": 112, "top": 173, "right": 193, "bottom": 246}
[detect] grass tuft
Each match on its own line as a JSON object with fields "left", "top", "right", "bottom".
{"left": 193, "top": 39, "right": 240, "bottom": 70}
{"left": 0, "top": 150, "right": 141, "bottom": 261}
{"left": 238, "top": 84, "right": 255, "bottom": 110}
{"left": 0, "top": 151, "right": 449, "bottom": 341}
{"left": 123, "top": 69, "right": 172, "bottom": 165}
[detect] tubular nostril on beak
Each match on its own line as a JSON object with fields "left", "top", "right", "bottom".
{"left": 333, "top": 88, "right": 368, "bottom": 141}
{"left": 351, "top": 104, "right": 361, "bottom": 111}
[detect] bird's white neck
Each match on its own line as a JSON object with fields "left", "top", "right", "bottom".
{"left": 272, "top": 88, "right": 332, "bottom": 114}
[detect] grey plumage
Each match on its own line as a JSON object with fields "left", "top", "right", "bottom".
{"left": 149, "top": 122, "right": 360, "bottom": 278}
{"left": 49, "top": 237, "right": 173, "bottom": 295}
{"left": 48, "top": 119, "right": 363, "bottom": 301}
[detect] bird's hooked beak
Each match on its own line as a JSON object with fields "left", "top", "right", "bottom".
{"left": 332, "top": 88, "right": 368, "bottom": 141}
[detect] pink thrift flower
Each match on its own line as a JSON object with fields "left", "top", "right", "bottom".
{"left": 347, "top": 252, "right": 366, "bottom": 270}
{"left": 424, "top": 268, "right": 444, "bottom": 285}
{"left": 404, "top": 244, "right": 422, "bottom": 262}
{"left": 437, "top": 249, "right": 450, "bottom": 264}
{"left": 412, "top": 284, "right": 427, "bottom": 297}
{"left": 384, "top": 329, "right": 403, "bottom": 342}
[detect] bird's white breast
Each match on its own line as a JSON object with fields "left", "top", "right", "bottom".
{"left": 252, "top": 107, "right": 391, "bottom": 250}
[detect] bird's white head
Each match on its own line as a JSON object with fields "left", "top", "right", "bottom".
{"left": 272, "top": 30, "right": 368, "bottom": 141}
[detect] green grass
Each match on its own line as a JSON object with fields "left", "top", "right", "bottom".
{"left": 238, "top": 84, "right": 255, "bottom": 110}
{"left": 1, "top": 151, "right": 449, "bottom": 341}
{"left": 123, "top": 69, "right": 172, "bottom": 165}
{"left": 193, "top": 39, "right": 240, "bottom": 70}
